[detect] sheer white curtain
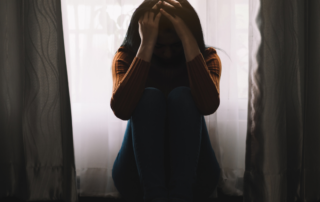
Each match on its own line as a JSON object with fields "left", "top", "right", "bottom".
{"left": 61, "top": 0, "right": 248, "bottom": 198}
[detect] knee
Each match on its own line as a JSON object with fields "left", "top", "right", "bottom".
{"left": 168, "top": 86, "right": 191, "bottom": 97}
{"left": 140, "top": 87, "right": 166, "bottom": 102}
{"left": 136, "top": 87, "right": 166, "bottom": 106}
{"left": 167, "top": 86, "right": 196, "bottom": 109}
{"left": 133, "top": 87, "right": 167, "bottom": 115}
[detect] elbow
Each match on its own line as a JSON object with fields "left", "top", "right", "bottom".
{"left": 201, "top": 96, "right": 220, "bottom": 116}
{"left": 113, "top": 110, "right": 131, "bottom": 121}
{"left": 110, "top": 99, "right": 131, "bottom": 121}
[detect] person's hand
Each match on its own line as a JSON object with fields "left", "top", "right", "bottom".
{"left": 161, "top": 0, "right": 182, "bottom": 8}
{"left": 160, "top": 0, "right": 193, "bottom": 41}
{"left": 138, "top": 1, "right": 163, "bottom": 47}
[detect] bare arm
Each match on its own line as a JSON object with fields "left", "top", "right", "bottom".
{"left": 136, "top": 42, "right": 155, "bottom": 62}
{"left": 181, "top": 33, "right": 201, "bottom": 62}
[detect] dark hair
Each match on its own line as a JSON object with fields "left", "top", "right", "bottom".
{"left": 116, "top": 0, "right": 227, "bottom": 59}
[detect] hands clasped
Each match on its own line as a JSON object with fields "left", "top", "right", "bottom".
{"left": 138, "top": 0, "right": 192, "bottom": 46}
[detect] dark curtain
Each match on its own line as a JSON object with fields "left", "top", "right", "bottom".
{"left": 0, "top": 0, "right": 78, "bottom": 202}
{"left": 244, "top": 0, "right": 320, "bottom": 201}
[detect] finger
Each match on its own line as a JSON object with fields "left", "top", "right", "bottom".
{"left": 143, "top": 11, "right": 149, "bottom": 21}
{"left": 149, "top": 11, "right": 155, "bottom": 21}
{"left": 163, "top": 0, "right": 182, "bottom": 8}
{"left": 162, "top": 1, "right": 175, "bottom": 9}
{"left": 152, "top": 0, "right": 162, "bottom": 10}
{"left": 154, "top": 10, "right": 162, "bottom": 23}
{"left": 139, "top": 14, "right": 144, "bottom": 23}
{"left": 160, "top": 8, "right": 175, "bottom": 20}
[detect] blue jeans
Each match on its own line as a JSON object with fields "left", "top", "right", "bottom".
{"left": 112, "top": 87, "right": 220, "bottom": 202}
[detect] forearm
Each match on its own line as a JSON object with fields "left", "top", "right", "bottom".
{"left": 136, "top": 42, "right": 155, "bottom": 62}
{"left": 110, "top": 55, "right": 151, "bottom": 120}
{"left": 181, "top": 34, "right": 201, "bottom": 62}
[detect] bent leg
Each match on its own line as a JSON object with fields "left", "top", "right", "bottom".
{"left": 112, "top": 118, "right": 144, "bottom": 202}
{"left": 192, "top": 115, "right": 221, "bottom": 202}
{"left": 166, "top": 86, "right": 202, "bottom": 202}
{"left": 112, "top": 87, "right": 169, "bottom": 202}
{"left": 131, "top": 87, "right": 169, "bottom": 202}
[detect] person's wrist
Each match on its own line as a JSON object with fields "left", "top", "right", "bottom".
{"left": 136, "top": 41, "right": 155, "bottom": 62}
{"left": 180, "top": 32, "right": 194, "bottom": 44}
{"left": 140, "top": 40, "right": 156, "bottom": 49}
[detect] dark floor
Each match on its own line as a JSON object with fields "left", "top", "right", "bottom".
{"left": 4, "top": 193, "right": 320, "bottom": 202}
{"left": 1, "top": 188, "right": 243, "bottom": 202}
{"left": 3, "top": 191, "right": 320, "bottom": 202}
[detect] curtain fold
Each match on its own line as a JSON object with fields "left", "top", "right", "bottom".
{"left": 244, "top": 0, "right": 320, "bottom": 201}
{"left": 0, "top": 0, "right": 78, "bottom": 201}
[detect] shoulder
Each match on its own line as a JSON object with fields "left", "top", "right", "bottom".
{"left": 203, "top": 47, "right": 219, "bottom": 62}
{"left": 117, "top": 45, "right": 130, "bottom": 53}
{"left": 204, "top": 47, "right": 217, "bottom": 56}
{"left": 204, "top": 47, "right": 221, "bottom": 72}
{"left": 117, "top": 45, "right": 136, "bottom": 56}
{"left": 114, "top": 46, "right": 135, "bottom": 63}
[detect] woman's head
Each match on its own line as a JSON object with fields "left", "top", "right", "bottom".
{"left": 152, "top": 28, "right": 184, "bottom": 65}
{"left": 119, "top": 0, "right": 216, "bottom": 60}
